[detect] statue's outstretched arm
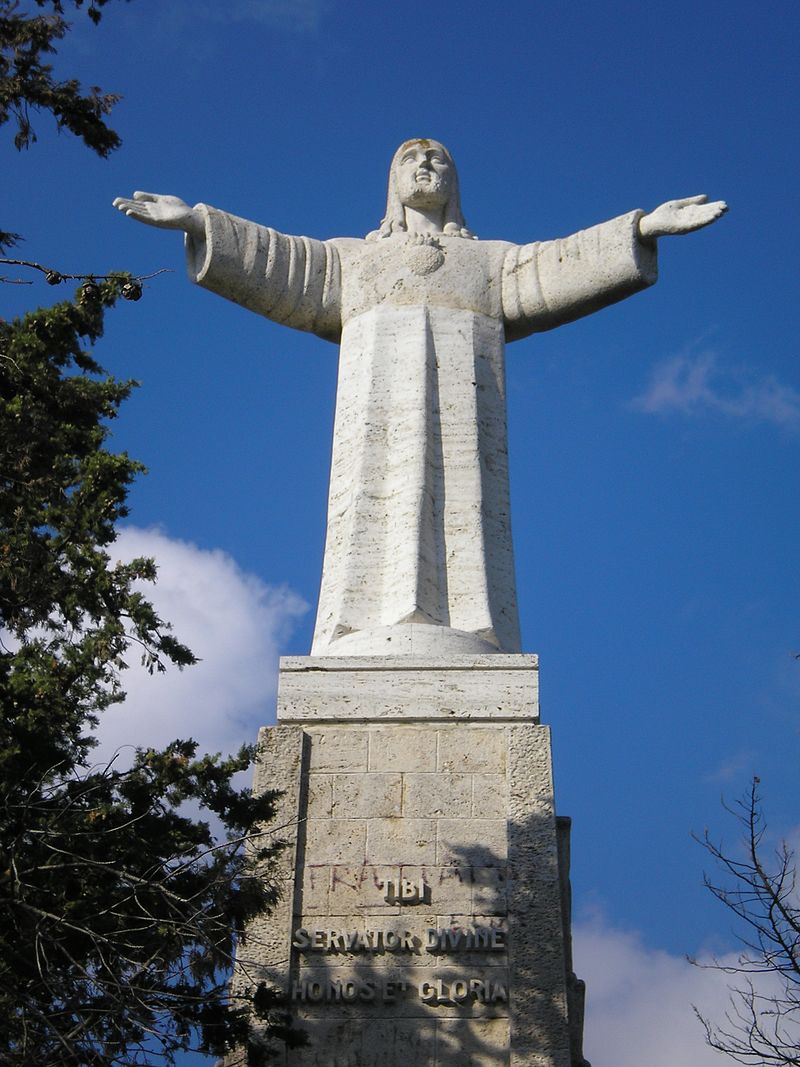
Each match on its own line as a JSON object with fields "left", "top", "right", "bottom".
{"left": 112, "top": 191, "right": 204, "bottom": 240}
{"left": 639, "top": 195, "right": 727, "bottom": 241}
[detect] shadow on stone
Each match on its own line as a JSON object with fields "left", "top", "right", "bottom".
{"left": 230, "top": 810, "right": 587, "bottom": 1066}
{"left": 225, "top": 715, "right": 590, "bottom": 1066}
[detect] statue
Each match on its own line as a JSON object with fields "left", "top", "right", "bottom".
{"left": 114, "top": 139, "right": 726, "bottom": 657}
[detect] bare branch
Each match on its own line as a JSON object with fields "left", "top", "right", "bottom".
{"left": 692, "top": 779, "right": 800, "bottom": 1064}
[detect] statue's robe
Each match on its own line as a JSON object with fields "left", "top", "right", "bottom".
{"left": 186, "top": 209, "right": 657, "bottom": 656}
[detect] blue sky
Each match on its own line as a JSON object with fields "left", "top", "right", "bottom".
{"left": 4, "top": 0, "right": 799, "bottom": 1062}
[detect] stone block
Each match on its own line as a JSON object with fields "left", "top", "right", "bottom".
{"left": 438, "top": 727, "right": 507, "bottom": 773}
{"left": 333, "top": 772, "right": 403, "bottom": 817}
{"left": 286, "top": 1018, "right": 365, "bottom": 1066}
{"left": 507, "top": 724, "right": 572, "bottom": 1062}
{"left": 358, "top": 1019, "right": 437, "bottom": 1064}
{"left": 244, "top": 725, "right": 305, "bottom": 993}
{"left": 369, "top": 726, "right": 437, "bottom": 771}
{"left": 306, "top": 728, "right": 369, "bottom": 772}
{"left": 300, "top": 865, "right": 330, "bottom": 916}
{"left": 437, "top": 820, "right": 507, "bottom": 867}
{"left": 305, "top": 819, "right": 366, "bottom": 865}
{"left": 437, "top": 1017, "right": 511, "bottom": 1065}
{"left": 277, "top": 655, "right": 539, "bottom": 723}
{"left": 328, "top": 865, "right": 400, "bottom": 915}
{"left": 235, "top": 912, "right": 293, "bottom": 971}
{"left": 288, "top": 1017, "right": 437, "bottom": 1065}
{"left": 509, "top": 1047, "right": 571, "bottom": 1067}
{"left": 473, "top": 772, "right": 507, "bottom": 818}
{"left": 365, "top": 818, "right": 437, "bottom": 865}
{"left": 306, "top": 774, "right": 333, "bottom": 818}
{"left": 403, "top": 772, "right": 472, "bottom": 818}
{"left": 472, "top": 866, "right": 509, "bottom": 915}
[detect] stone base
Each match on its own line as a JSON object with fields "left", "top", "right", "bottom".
{"left": 277, "top": 654, "right": 539, "bottom": 723}
{"left": 236, "top": 656, "right": 587, "bottom": 1067}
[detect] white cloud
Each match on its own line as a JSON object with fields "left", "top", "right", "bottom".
{"left": 575, "top": 915, "right": 769, "bottom": 1067}
{"left": 632, "top": 349, "right": 800, "bottom": 429}
{"left": 93, "top": 527, "right": 307, "bottom": 764}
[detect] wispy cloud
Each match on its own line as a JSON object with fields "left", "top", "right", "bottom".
{"left": 632, "top": 348, "right": 800, "bottom": 429}
{"left": 93, "top": 527, "right": 307, "bottom": 764}
{"left": 703, "top": 749, "right": 758, "bottom": 784}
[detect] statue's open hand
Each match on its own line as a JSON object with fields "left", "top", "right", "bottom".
{"left": 112, "top": 191, "right": 201, "bottom": 236}
{"left": 639, "top": 195, "right": 728, "bottom": 241}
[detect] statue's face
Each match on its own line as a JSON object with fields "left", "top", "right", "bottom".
{"left": 394, "top": 141, "right": 453, "bottom": 210}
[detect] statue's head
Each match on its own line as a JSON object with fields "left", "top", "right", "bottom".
{"left": 367, "top": 138, "right": 473, "bottom": 240}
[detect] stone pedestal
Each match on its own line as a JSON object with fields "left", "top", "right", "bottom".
{"left": 239, "top": 655, "right": 586, "bottom": 1066}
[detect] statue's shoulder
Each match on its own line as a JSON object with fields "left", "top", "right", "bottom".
{"left": 448, "top": 237, "right": 515, "bottom": 269}
{"left": 325, "top": 236, "right": 366, "bottom": 263}
{"left": 471, "top": 238, "right": 516, "bottom": 253}
{"left": 327, "top": 237, "right": 366, "bottom": 250}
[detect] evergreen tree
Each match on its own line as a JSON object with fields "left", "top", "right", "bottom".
{"left": 0, "top": 278, "right": 297, "bottom": 1064}
{"left": 1, "top": 0, "right": 126, "bottom": 250}
{"left": 1, "top": 4, "right": 299, "bottom": 1061}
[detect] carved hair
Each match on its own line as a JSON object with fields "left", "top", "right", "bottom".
{"left": 366, "top": 138, "right": 474, "bottom": 241}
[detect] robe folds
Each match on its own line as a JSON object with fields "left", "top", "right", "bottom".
{"left": 186, "top": 207, "right": 657, "bottom": 656}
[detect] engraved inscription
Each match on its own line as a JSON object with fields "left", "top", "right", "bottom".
{"left": 420, "top": 978, "right": 508, "bottom": 1005}
{"left": 292, "top": 924, "right": 506, "bottom": 954}
{"left": 380, "top": 875, "right": 428, "bottom": 904}
{"left": 290, "top": 977, "right": 508, "bottom": 1005}
{"left": 292, "top": 978, "right": 409, "bottom": 1003}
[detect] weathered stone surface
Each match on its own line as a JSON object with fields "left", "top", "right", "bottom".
{"left": 245, "top": 726, "right": 305, "bottom": 980}
{"left": 365, "top": 818, "right": 438, "bottom": 865}
{"left": 472, "top": 866, "right": 510, "bottom": 916}
{"left": 306, "top": 774, "right": 333, "bottom": 819}
{"left": 403, "top": 772, "right": 472, "bottom": 818}
{"left": 300, "top": 865, "right": 330, "bottom": 916}
{"left": 306, "top": 727, "right": 369, "bottom": 771}
{"left": 229, "top": 664, "right": 586, "bottom": 1065}
{"left": 438, "top": 1017, "right": 511, "bottom": 1065}
{"left": 278, "top": 656, "right": 539, "bottom": 723}
{"left": 438, "top": 727, "right": 507, "bottom": 772}
{"left": 327, "top": 865, "right": 401, "bottom": 915}
{"left": 507, "top": 725, "right": 573, "bottom": 1065}
{"left": 407, "top": 865, "right": 473, "bottom": 913}
{"left": 473, "top": 772, "right": 507, "bottom": 818}
{"left": 288, "top": 1017, "right": 437, "bottom": 1066}
{"left": 437, "top": 819, "right": 507, "bottom": 867}
{"left": 333, "top": 771, "right": 403, "bottom": 818}
{"left": 304, "top": 819, "right": 366, "bottom": 865}
{"left": 369, "top": 726, "right": 438, "bottom": 771}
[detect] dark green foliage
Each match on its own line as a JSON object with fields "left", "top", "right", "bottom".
{"left": 0, "top": 1, "right": 127, "bottom": 250}
{"left": 0, "top": 280, "right": 297, "bottom": 1064}
{"left": 1, "top": 12, "right": 297, "bottom": 1056}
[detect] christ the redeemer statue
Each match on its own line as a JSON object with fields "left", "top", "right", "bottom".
{"left": 114, "top": 139, "right": 725, "bottom": 658}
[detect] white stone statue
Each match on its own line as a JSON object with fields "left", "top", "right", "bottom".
{"left": 114, "top": 139, "right": 726, "bottom": 658}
